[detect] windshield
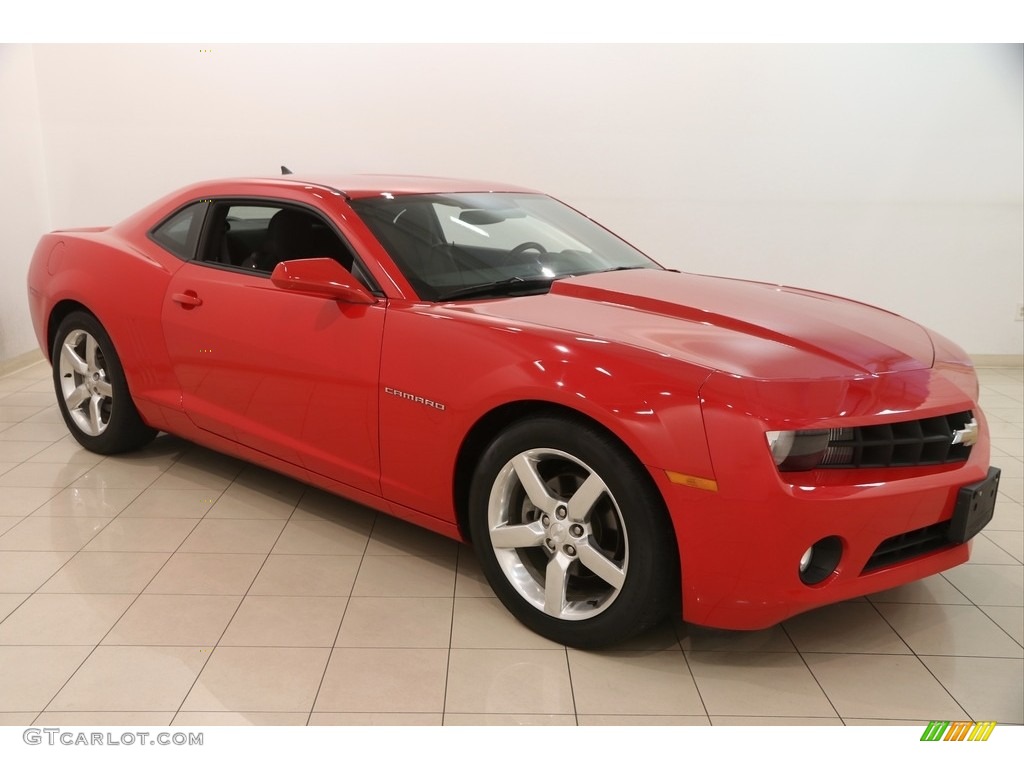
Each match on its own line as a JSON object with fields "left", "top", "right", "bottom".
{"left": 349, "top": 192, "right": 660, "bottom": 301}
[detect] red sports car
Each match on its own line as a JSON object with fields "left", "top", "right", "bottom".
{"left": 26, "top": 173, "right": 1000, "bottom": 647}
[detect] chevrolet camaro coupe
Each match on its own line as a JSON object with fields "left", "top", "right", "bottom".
{"left": 27, "top": 174, "right": 1000, "bottom": 647}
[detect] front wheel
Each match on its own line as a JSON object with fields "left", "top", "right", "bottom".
{"left": 52, "top": 311, "right": 157, "bottom": 454}
{"left": 468, "top": 416, "right": 677, "bottom": 648}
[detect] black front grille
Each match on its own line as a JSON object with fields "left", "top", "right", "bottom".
{"left": 819, "top": 411, "right": 974, "bottom": 469}
{"left": 862, "top": 465, "right": 998, "bottom": 573}
{"left": 862, "top": 522, "right": 951, "bottom": 573}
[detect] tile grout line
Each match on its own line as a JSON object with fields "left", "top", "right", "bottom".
{"left": 167, "top": 467, "right": 304, "bottom": 726}
{"left": 304, "top": 496, "right": 378, "bottom": 727}
{"left": 27, "top": 444, "right": 238, "bottom": 723}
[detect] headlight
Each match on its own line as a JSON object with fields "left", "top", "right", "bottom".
{"left": 766, "top": 429, "right": 830, "bottom": 471}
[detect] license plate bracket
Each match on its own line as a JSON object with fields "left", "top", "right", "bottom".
{"left": 948, "top": 467, "right": 1001, "bottom": 544}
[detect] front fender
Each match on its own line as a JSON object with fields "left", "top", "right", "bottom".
{"left": 377, "top": 301, "right": 715, "bottom": 522}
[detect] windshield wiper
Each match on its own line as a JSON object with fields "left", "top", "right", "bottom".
{"left": 594, "top": 265, "right": 652, "bottom": 274}
{"left": 435, "top": 276, "right": 557, "bottom": 302}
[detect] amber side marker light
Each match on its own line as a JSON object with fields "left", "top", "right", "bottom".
{"left": 665, "top": 471, "right": 718, "bottom": 492}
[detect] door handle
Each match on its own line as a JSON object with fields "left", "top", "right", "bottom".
{"left": 172, "top": 291, "right": 203, "bottom": 308}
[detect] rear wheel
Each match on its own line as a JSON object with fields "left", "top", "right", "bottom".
{"left": 469, "top": 415, "right": 677, "bottom": 648}
{"left": 52, "top": 311, "right": 157, "bottom": 454}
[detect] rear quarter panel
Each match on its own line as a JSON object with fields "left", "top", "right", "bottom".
{"left": 27, "top": 228, "right": 184, "bottom": 429}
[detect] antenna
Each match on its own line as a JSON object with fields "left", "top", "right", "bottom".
{"left": 281, "top": 165, "right": 293, "bottom": 175}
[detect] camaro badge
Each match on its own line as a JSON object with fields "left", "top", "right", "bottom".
{"left": 384, "top": 386, "right": 446, "bottom": 411}
{"left": 951, "top": 417, "right": 979, "bottom": 447}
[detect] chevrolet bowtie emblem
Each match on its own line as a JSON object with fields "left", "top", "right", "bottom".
{"left": 951, "top": 417, "right": 980, "bottom": 447}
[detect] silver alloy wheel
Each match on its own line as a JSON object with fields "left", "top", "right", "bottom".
{"left": 57, "top": 328, "right": 113, "bottom": 437}
{"left": 487, "top": 447, "right": 628, "bottom": 620}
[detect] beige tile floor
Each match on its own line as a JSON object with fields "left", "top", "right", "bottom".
{"left": 0, "top": 360, "right": 1021, "bottom": 726}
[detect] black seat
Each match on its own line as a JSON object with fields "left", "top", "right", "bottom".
{"left": 242, "top": 209, "right": 316, "bottom": 271}
{"left": 205, "top": 216, "right": 234, "bottom": 265}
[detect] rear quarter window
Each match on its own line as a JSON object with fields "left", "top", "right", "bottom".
{"left": 149, "top": 201, "right": 207, "bottom": 259}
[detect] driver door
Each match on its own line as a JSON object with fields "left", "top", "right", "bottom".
{"left": 160, "top": 201, "right": 385, "bottom": 496}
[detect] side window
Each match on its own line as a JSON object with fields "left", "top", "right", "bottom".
{"left": 197, "top": 201, "right": 379, "bottom": 293}
{"left": 201, "top": 204, "right": 282, "bottom": 268}
{"left": 149, "top": 201, "right": 207, "bottom": 259}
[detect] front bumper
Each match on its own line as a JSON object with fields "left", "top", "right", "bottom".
{"left": 657, "top": 367, "right": 996, "bottom": 630}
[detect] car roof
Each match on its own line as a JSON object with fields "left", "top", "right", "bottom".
{"left": 210, "top": 174, "right": 542, "bottom": 200}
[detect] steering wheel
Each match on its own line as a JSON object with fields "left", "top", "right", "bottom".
{"left": 508, "top": 241, "right": 548, "bottom": 258}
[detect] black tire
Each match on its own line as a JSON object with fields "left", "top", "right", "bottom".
{"left": 468, "top": 415, "right": 677, "bottom": 648}
{"left": 51, "top": 311, "right": 157, "bottom": 454}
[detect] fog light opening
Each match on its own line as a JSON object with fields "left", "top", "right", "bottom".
{"left": 799, "top": 536, "right": 843, "bottom": 585}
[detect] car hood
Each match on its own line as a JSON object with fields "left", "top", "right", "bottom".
{"left": 456, "top": 270, "right": 935, "bottom": 380}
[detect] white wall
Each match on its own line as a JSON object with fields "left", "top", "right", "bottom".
{"left": 0, "top": 45, "right": 51, "bottom": 364}
{"left": 4, "top": 43, "right": 1022, "bottom": 361}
